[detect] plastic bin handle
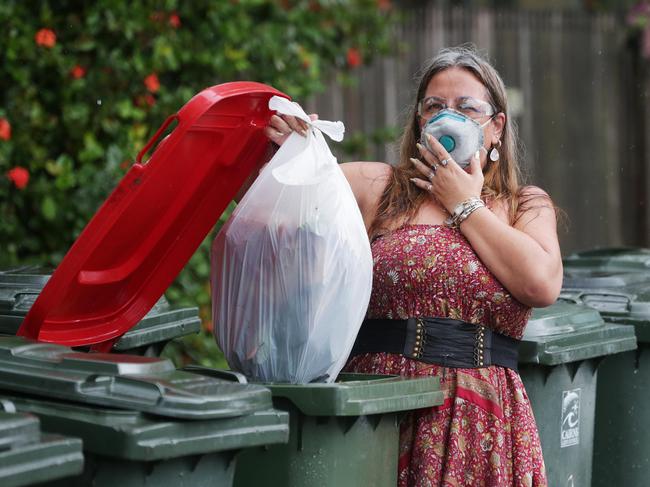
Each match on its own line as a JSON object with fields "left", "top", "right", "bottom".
{"left": 136, "top": 114, "right": 179, "bottom": 164}
{"left": 181, "top": 366, "right": 248, "bottom": 384}
{"left": 558, "top": 292, "right": 580, "bottom": 304}
{"left": 0, "top": 398, "right": 16, "bottom": 413}
{"left": 541, "top": 333, "right": 637, "bottom": 365}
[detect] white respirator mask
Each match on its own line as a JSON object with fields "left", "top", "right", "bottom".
{"left": 421, "top": 109, "right": 493, "bottom": 168}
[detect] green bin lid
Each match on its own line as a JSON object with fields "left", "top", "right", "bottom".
{"left": 231, "top": 372, "right": 444, "bottom": 416}
{"left": 563, "top": 247, "right": 650, "bottom": 272}
{"left": 0, "top": 393, "right": 289, "bottom": 462}
{"left": 0, "top": 267, "right": 49, "bottom": 324}
{"left": 519, "top": 302, "right": 637, "bottom": 365}
{"left": 562, "top": 269, "right": 649, "bottom": 295}
{"left": 0, "top": 266, "right": 50, "bottom": 287}
{"left": 0, "top": 411, "right": 40, "bottom": 450}
{"left": 112, "top": 301, "right": 201, "bottom": 352}
{"left": 561, "top": 265, "right": 650, "bottom": 340}
{"left": 0, "top": 410, "right": 83, "bottom": 487}
{"left": 0, "top": 336, "right": 272, "bottom": 420}
{"left": 0, "top": 268, "right": 201, "bottom": 350}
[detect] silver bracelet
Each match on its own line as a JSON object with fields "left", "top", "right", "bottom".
{"left": 445, "top": 197, "right": 485, "bottom": 228}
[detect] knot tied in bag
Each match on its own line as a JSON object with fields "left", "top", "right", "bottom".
{"left": 268, "top": 96, "right": 345, "bottom": 186}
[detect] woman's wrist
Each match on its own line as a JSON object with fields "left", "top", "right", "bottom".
{"left": 444, "top": 196, "right": 485, "bottom": 228}
{"left": 457, "top": 204, "right": 489, "bottom": 229}
{"left": 442, "top": 190, "right": 482, "bottom": 213}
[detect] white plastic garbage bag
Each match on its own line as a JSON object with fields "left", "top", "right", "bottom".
{"left": 211, "top": 96, "right": 373, "bottom": 383}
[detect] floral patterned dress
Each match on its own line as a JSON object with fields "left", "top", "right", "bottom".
{"left": 344, "top": 224, "right": 547, "bottom": 487}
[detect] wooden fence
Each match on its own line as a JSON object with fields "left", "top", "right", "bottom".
{"left": 308, "top": 4, "right": 650, "bottom": 253}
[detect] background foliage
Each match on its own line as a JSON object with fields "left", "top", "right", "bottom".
{"left": 0, "top": 0, "right": 395, "bottom": 366}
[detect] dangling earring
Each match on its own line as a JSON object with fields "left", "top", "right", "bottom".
{"left": 489, "top": 140, "right": 501, "bottom": 162}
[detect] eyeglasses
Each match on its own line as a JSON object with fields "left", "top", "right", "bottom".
{"left": 417, "top": 96, "right": 495, "bottom": 121}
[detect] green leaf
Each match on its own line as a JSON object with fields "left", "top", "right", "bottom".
{"left": 63, "top": 103, "right": 90, "bottom": 126}
{"left": 78, "top": 132, "right": 104, "bottom": 163}
{"left": 45, "top": 160, "right": 62, "bottom": 176}
{"left": 41, "top": 196, "right": 57, "bottom": 221}
{"left": 105, "top": 144, "right": 123, "bottom": 171}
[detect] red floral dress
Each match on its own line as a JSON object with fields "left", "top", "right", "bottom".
{"left": 344, "top": 224, "right": 547, "bottom": 487}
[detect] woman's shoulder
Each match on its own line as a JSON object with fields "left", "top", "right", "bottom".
{"left": 487, "top": 185, "right": 554, "bottom": 224}
{"left": 340, "top": 161, "right": 392, "bottom": 224}
{"left": 513, "top": 184, "right": 558, "bottom": 231}
{"left": 518, "top": 184, "right": 552, "bottom": 199}
{"left": 516, "top": 185, "right": 555, "bottom": 214}
{"left": 340, "top": 161, "right": 392, "bottom": 179}
{"left": 340, "top": 161, "right": 392, "bottom": 195}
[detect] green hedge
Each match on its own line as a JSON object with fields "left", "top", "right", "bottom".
{"left": 0, "top": 0, "right": 394, "bottom": 365}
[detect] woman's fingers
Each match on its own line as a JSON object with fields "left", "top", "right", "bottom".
{"left": 267, "top": 113, "right": 320, "bottom": 145}
{"left": 266, "top": 115, "right": 306, "bottom": 145}
{"left": 415, "top": 142, "right": 438, "bottom": 167}
{"left": 467, "top": 150, "right": 481, "bottom": 174}
{"left": 409, "top": 157, "right": 436, "bottom": 180}
{"left": 269, "top": 114, "right": 292, "bottom": 134}
{"left": 283, "top": 115, "right": 308, "bottom": 136}
{"left": 421, "top": 134, "right": 458, "bottom": 168}
{"left": 269, "top": 114, "right": 311, "bottom": 136}
{"left": 264, "top": 125, "right": 287, "bottom": 145}
{"left": 409, "top": 176, "right": 433, "bottom": 193}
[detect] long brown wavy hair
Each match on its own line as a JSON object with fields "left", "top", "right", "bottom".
{"left": 368, "top": 45, "right": 537, "bottom": 240}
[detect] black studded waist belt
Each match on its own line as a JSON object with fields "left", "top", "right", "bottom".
{"left": 350, "top": 317, "right": 520, "bottom": 371}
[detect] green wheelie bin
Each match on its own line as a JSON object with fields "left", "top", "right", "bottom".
{"left": 232, "top": 373, "right": 444, "bottom": 487}
{"left": 0, "top": 408, "right": 83, "bottom": 487}
{"left": 0, "top": 266, "right": 201, "bottom": 356}
{"left": 561, "top": 252, "right": 650, "bottom": 487}
{"left": 0, "top": 336, "right": 289, "bottom": 487}
{"left": 518, "top": 302, "right": 636, "bottom": 487}
{"left": 563, "top": 246, "right": 650, "bottom": 274}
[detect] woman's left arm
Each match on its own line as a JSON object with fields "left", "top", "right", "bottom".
{"left": 457, "top": 190, "right": 563, "bottom": 308}
{"left": 410, "top": 136, "right": 563, "bottom": 308}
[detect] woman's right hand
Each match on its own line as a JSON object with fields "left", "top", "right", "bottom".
{"left": 264, "top": 113, "right": 319, "bottom": 146}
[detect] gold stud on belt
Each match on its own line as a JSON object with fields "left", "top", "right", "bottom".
{"left": 474, "top": 325, "right": 486, "bottom": 367}
{"left": 414, "top": 318, "right": 425, "bottom": 359}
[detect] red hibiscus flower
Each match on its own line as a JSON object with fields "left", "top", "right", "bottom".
{"left": 144, "top": 73, "right": 160, "bottom": 93}
{"left": 377, "top": 0, "right": 391, "bottom": 11}
{"left": 35, "top": 28, "right": 56, "bottom": 48}
{"left": 169, "top": 12, "right": 181, "bottom": 28}
{"left": 0, "top": 118, "right": 11, "bottom": 141}
{"left": 70, "top": 65, "right": 86, "bottom": 79}
{"left": 346, "top": 47, "right": 362, "bottom": 68}
{"left": 134, "top": 93, "right": 157, "bottom": 108}
{"left": 6, "top": 167, "right": 29, "bottom": 190}
{"left": 150, "top": 11, "right": 165, "bottom": 23}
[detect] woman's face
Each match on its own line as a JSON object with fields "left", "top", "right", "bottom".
{"left": 419, "top": 66, "right": 505, "bottom": 169}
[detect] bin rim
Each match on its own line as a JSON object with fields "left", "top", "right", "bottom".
{"left": 520, "top": 302, "right": 637, "bottom": 365}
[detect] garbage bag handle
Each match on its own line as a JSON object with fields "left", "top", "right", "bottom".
{"left": 136, "top": 114, "right": 179, "bottom": 164}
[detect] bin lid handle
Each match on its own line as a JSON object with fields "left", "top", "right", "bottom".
{"left": 182, "top": 366, "right": 248, "bottom": 384}
{"left": 136, "top": 114, "right": 179, "bottom": 165}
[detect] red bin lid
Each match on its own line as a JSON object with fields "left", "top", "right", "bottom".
{"left": 18, "top": 81, "right": 289, "bottom": 351}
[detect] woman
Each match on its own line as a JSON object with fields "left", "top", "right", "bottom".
{"left": 266, "top": 45, "right": 561, "bottom": 487}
